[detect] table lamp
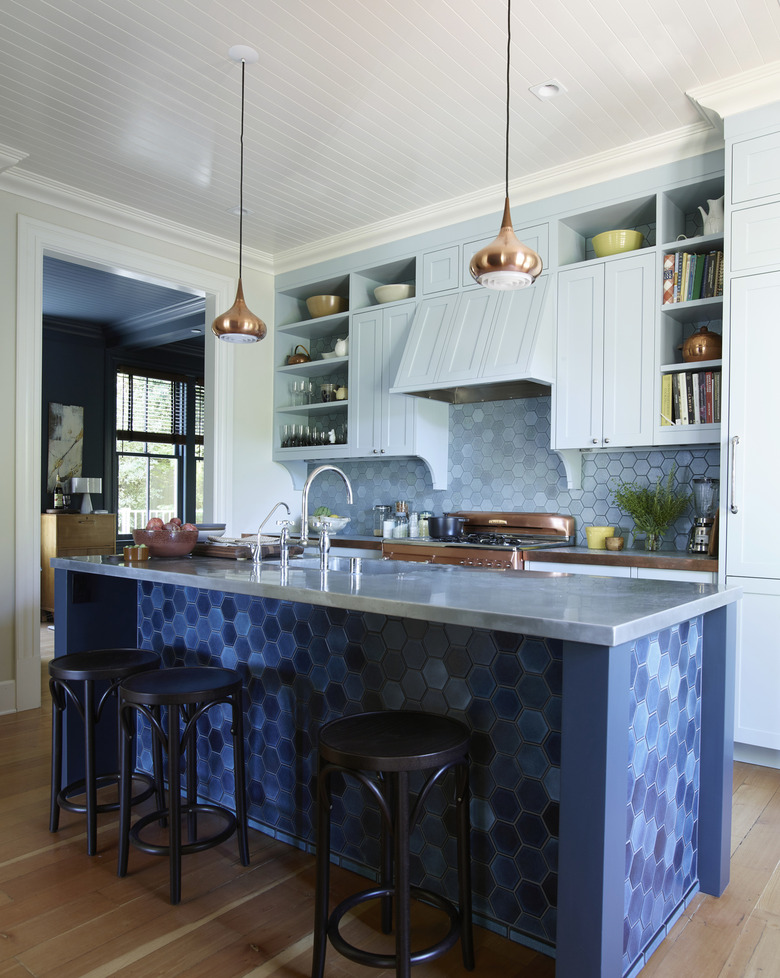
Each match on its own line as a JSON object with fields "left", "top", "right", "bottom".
{"left": 69, "top": 477, "right": 102, "bottom": 514}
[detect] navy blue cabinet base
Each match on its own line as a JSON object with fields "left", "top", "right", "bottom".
{"left": 50, "top": 556, "right": 738, "bottom": 978}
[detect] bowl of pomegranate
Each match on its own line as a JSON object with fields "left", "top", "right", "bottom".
{"left": 132, "top": 517, "right": 199, "bottom": 557}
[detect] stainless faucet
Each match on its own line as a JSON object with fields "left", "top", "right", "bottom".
{"left": 256, "top": 500, "right": 290, "bottom": 564}
{"left": 300, "top": 465, "right": 354, "bottom": 548}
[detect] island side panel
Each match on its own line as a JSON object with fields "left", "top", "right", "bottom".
{"left": 698, "top": 603, "right": 735, "bottom": 897}
{"left": 136, "top": 581, "right": 563, "bottom": 952}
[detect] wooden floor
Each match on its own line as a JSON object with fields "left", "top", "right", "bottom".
{"left": 2, "top": 679, "right": 780, "bottom": 978}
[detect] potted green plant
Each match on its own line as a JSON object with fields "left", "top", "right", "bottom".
{"left": 610, "top": 466, "right": 692, "bottom": 551}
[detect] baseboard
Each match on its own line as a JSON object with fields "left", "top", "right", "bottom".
{"left": 0, "top": 680, "right": 16, "bottom": 715}
{"left": 734, "top": 741, "right": 780, "bottom": 770}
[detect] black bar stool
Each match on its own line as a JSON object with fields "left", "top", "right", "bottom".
{"left": 48, "top": 648, "right": 161, "bottom": 856}
{"left": 117, "top": 666, "right": 250, "bottom": 904}
{"left": 312, "top": 710, "right": 474, "bottom": 978}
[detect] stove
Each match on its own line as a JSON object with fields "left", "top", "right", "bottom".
{"left": 382, "top": 511, "right": 575, "bottom": 569}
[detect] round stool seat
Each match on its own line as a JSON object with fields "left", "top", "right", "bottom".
{"left": 312, "top": 710, "right": 474, "bottom": 978}
{"left": 49, "top": 648, "right": 160, "bottom": 683}
{"left": 318, "top": 711, "right": 470, "bottom": 772}
{"left": 120, "top": 666, "right": 241, "bottom": 705}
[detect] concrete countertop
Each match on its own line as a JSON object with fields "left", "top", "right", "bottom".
{"left": 53, "top": 553, "right": 738, "bottom": 648}
{"left": 525, "top": 546, "right": 719, "bottom": 573}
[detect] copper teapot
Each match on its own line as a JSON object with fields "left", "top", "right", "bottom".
{"left": 287, "top": 344, "right": 311, "bottom": 365}
{"left": 681, "top": 326, "right": 722, "bottom": 363}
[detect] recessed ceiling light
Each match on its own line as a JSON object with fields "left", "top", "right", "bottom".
{"left": 530, "top": 79, "right": 566, "bottom": 100}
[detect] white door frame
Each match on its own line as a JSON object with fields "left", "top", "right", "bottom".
{"left": 14, "top": 216, "right": 236, "bottom": 711}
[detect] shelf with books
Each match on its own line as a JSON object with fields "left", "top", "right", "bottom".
{"left": 661, "top": 236, "right": 724, "bottom": 307}
{"left": 658, "top": 362, "right": 722, "bottom": 440}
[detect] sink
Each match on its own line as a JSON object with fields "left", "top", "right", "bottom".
{"left": 266, "top": 556, "right": 401, "bottom": 574}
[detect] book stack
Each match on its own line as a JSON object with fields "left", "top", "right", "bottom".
{"left": 660, "top": 369, "right": 721, "bottom": 426}
{"left": 662, "top": 251, "right": 723, "bottom": 304}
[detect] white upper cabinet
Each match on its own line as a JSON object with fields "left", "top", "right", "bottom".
{"left": 554, "top": 253, "right": 655, "bottom": 450}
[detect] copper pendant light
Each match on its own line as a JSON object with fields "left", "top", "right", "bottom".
{"left": 212, "top": 46, "right": 267, "bottom": 344}
{"left": 469, "top": 0, "right": 542, "bottom": 290}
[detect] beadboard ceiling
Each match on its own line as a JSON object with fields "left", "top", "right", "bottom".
{"left": 2, "top": 0, "right": 779, "bottom": 275}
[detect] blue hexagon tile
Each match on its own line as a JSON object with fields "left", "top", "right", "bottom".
{"left": 623, "top": 618, "right": 702, "bottom": 975}
{"left": 138, "top": 582, "right": 562, "bottom": 948}
{"left": 302, "top": 398, "right": 719, "bottom": 550}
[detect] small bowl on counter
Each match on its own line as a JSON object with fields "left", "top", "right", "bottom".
{"left": 308, "top": 516, "right": 351, "bottom": 535}
{"left": 132, "top": 526, "right": 199, "bottom": 557}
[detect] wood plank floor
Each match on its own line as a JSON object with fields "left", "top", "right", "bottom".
{"left": 2, "top": 684, "right": 780, "bottom": 978}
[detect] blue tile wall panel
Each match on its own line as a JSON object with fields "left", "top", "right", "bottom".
{"left": 623, "top": 619, "right": 702, "bottom": 975}
{"left": 301, "top": 397, "right": 719, "bottom": 550}
{"left": 138, "top": 582, "right": 562, "bottom": 948}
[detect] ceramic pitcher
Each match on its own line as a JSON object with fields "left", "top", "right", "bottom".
{"left": 698, "top": 196, "right": 724, "bottom": 235}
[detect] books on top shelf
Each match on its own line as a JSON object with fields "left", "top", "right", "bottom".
{"left": 662, "top": 251, "right": 723, "bottom": 304}
{"left": 660, "top": 369, "right": 721, "bottom": 426}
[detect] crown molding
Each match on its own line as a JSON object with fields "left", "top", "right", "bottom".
{"left": 0, "top": 168, "right": 274, "bottom": 275}
{"left": 0, "top": 142, "right": 28, "bottom": 173}
{"left": 273, "top": 120, "right": 723, "bottom": 275}
{"left": 688, "top": 62, "right": 780, "bottom": 122}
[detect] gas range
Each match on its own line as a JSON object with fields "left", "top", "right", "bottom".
{"left": 382, "top": 512, "right": 575, "bottom": 569}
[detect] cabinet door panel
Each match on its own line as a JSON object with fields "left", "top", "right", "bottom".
{"left": 391, "top": 294, "right": 457, "bottom": 390}
{"left": 434, "top": 290, "right": 497, "bottom": 383}
{"left": 554, "top": 265, "right": 604, "bottom": 448}
{"left": 731, "top": 201, "right": 780, "bottom": 271}
{"left": 379, "top": 305, "right": 415, "bottom": 454}
{"left": 732, "top": 131, "right": 780, "bottom": 204}
{"left": 422, "top": 246, "right": 459, "bottom": 294}
{"left": 481, "top": 275, "right": 551, "bottom": 381}
{"left": 602, "top": 253, "right": 655, "bottom": 447}
{"left": 350, "top": 308, "right": 383, "bottom": 455}
{"left": 727, "top": 272, "right": 780, "bottom": 577}
{"left": 728, "top": 577, "right": 780, "bottom": 750}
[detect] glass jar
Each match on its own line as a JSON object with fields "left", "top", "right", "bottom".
{"left": 408, "top": 511, "right": 419, "bottom": 537}
{"left": 418, "top": 511, "right": 432, "bottom": 538}
{"left": 320, "top": 383, "right": 336, "bottom": 403}
{"left": 374, "top": 505, "right": 392, "bottom": 537}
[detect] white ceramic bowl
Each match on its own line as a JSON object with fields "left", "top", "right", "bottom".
{"left": 375, "top": 284, "right": 415, "bottom": 304}
{"left": 308, "top": 515, "right": 350, "bottom": 534}
{"left": 321, "top": 351, "right": 337, "bottom": 359}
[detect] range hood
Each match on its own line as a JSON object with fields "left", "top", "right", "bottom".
{"left": 390, "top": 276, "right": 554, "bottom": 404}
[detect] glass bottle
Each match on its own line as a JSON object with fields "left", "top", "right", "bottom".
{"left": 374, "top": 505, "right": 392, "bottom": 536}
{"left": 53, "top": 471, "right": 64, "bottom": 510}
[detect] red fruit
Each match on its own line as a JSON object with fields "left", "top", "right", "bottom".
{"left": 170, "top": 517, "right": 182, "bottom": 526}
{"left": 181, "top": 523, "right": 197, "bottom": 531}
{"left": 164, "top": 521, "right": 180, "bottom": 532}
{"left": 146, "top": 517, "right": 164, "bottom": 530}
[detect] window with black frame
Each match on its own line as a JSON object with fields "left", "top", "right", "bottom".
{"left": 115, "top": 366, "right": 204, "bottom": 535}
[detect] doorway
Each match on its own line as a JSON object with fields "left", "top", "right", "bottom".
{"left": 15, "top": 216, "right": 236, "bottom": 712}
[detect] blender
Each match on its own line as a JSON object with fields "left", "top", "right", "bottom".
{"left": 688, "top": 478, "right": 719, "bottom": 553}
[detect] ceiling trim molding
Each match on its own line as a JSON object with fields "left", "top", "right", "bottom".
{"left": 688, "top": 62, "right": 780, "bottom": 122}
{"left": 0, "top": 168, "right": 274, "bottom": 275}
{"left": 273, "top": 120, "right": 724, "bottom": 275}
{"left": 0, "top": 142, "right": 28, "bottom": 173}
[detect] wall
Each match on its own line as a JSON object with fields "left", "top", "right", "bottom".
{"left": 300, "top": 397, "right": 720, "bottom": 550}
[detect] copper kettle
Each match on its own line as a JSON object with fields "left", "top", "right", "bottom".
{"left": 681, "top": 326, "right": 722, "bottom": 363}
{"left": 287, "top": 344, "right": 311, "bottom": 365}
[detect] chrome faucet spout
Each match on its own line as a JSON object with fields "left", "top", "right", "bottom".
{"left": 300, "top": 465, "right": 354, "bottom": 547}
{"left": 256, "top": 501, "right": 291, "bottom": 562}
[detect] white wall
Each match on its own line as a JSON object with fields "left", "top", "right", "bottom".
{"left": 1, "top": 184, "right": 292, "bottom": 709}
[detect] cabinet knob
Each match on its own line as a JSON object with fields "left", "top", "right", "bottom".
{"left": 604, "top": 437, "right": 610, "bottom": 444}
{"left": 372, "top": 449, "right": 379, "bottom": 454}
{"left": 592, "top": 438, "right": 598, "bottom": 444}
{"left": 380, "top": 449, "right": 385, "bottom": 454}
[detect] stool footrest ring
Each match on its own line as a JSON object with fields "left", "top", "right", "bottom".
{"left": 327, "top": 885, "right": 461, "bottom": 969}
{"left": 58, "top": 771, "right": 156, "bottom": 817}
{"left": 129, "top": 803, "right": 237, "bottom": 857}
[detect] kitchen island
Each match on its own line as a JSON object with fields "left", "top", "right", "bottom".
{"left": 50, "top": 554, "right": 738, "bottom": 978}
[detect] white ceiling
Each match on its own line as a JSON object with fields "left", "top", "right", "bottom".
{"left": 1, "top": 0, "right": 779, "bottom": 266}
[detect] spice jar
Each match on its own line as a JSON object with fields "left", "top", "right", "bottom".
{"left": 418, "top": 511, "right": 432, "bottom": 538}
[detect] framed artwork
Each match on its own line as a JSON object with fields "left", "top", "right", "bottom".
{"left": 47, "top": 402, "right": 84, "bottom": 490}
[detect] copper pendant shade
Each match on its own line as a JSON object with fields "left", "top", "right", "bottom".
{"left": 212, "top": 48, "right": 266, "bottom": 344}
{"left": 469, "top": 0, "right": 542, "bottom": 290}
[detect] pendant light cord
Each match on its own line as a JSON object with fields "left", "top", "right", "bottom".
{"left": 239, "top": 58, "right": 246, "bottom": 279}
{"left": 504, "top": 0, "right": 511, "bottom": 200}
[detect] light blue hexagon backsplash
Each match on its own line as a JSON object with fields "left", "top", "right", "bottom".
{"left": 299, "top": 397, "right": 719, "bottom": 549}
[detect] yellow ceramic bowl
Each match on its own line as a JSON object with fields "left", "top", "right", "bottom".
{"left": 306, "top": 295, "right": 348, "bottom": 319}
{"left": 591, "top": 229, "right": 644, "bottom": 258}
{"left": 585, "top": 526, "right": 616, "bottom": 550}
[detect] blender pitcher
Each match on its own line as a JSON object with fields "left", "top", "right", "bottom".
{"left": 688, "top": 478, "right": 719, "bottom": 553}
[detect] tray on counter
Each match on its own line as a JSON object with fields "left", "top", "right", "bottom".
{"left": 192, "top": 540, "right": 304, "bottom": 560}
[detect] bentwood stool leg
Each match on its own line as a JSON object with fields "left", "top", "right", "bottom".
{"left": 168, "top": 704, "right": 183, "bottom": 905}
{"left": 395, "top": 770, "right": 411, "bottom": 978}
{"left": 49, "top": 679, "right": 64, "bottom": 833}
{"left": 231, "top": 691, "right": 250, "bottom": 866}
{"left": 456, "top": 761, "right": 475, "bottom": 969}
{"left": 380, "top": 773, "right": 394, "bottom": 934}
{"left": 312, "top": 756, "right": 332, "bottom": 978}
